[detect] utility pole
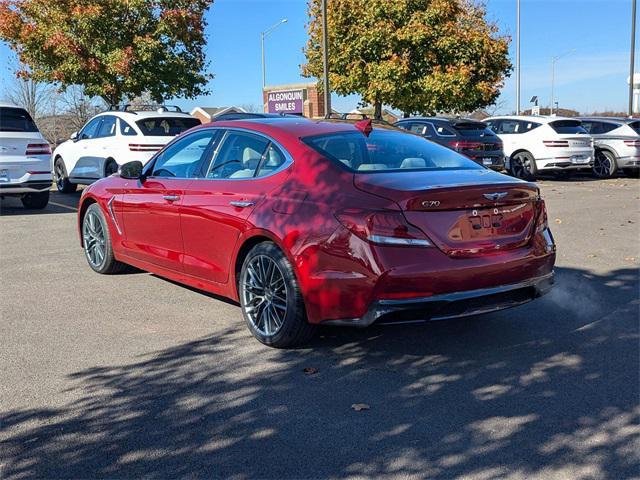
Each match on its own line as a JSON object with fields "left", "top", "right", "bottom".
{"left": 321, "top": 0, "right": 331, "bottom": 116}
{"left": 515, "top": 0, "right": 520, "bottom": 115}
{"left": 630, "top": 0, "right": 637, "bottom": 116}
{"left": 261, "top": 19, "right": 288, "bottom": 90}
{"left": 550, "top": 50, "right": 575, "bottom": 115}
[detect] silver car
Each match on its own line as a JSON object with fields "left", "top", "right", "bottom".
{"left": 578, "top": 117, "right": 640, "bottom": 178}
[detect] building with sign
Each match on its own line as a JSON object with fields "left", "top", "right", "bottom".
{"left": 263, "top": 82, "right": 326, "bottom": 118}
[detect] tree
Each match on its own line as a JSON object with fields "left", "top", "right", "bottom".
{"left": 59, "top": 85, "right": 106, "bottom": 130}
{"left": 302, "top": 0, "right": 511, "bottom": 119}
{"left": 0, "top": 0, "right": 214, "bottom": 106}
{"left": 3, "top": 60, "right": 52, "bottom": 118}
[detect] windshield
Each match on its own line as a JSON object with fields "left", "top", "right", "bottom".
{"left": 136, "top": 117, "right": 201, "bottom": 136}
{"left": 549, "top": 120, "right": 587, "bottom": 134}
{"left": 0, "top": 107, "right": 39, "bottom": 132}
{"left": 303, "top": 129, "right": 483, "bottom": 172}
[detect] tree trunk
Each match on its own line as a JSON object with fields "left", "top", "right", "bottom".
{"left": 403, "top": 111, "right": 410, "bottom": 118}
{"left": 374, "top": 101, "right": 382, "bottom": 120}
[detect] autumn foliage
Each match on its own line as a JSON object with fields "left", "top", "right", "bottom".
{"left": 302, "top": 0, "right": 512, "bottom": 117}
{"left": 0, "top": 0, "right": 213, "bottom": 105}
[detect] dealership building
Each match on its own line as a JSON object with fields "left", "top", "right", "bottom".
{"left": 262, "top": 82, "right": 327, "bottom": 118}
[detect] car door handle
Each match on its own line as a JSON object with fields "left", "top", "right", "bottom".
{"left": 163, "top": 195, "right": 181, "bottom": 202}
{"left": 230, "top": 201, "right": 254, "bottom": 208}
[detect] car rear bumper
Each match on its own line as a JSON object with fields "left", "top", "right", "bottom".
{"left": 0, "top": 179, "right": 51, "bottom": 194}
{"left": 617, "top": 155, "right": 640, "bottom": 168}
{"left": 323, "top": 272, "right": 554, "bottom": 328}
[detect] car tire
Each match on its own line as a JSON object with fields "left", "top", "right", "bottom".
{"left": 21, "top": 190, "right": 49, "bottom": 209}
{"left": 104, "top": 159, "right": 119, "bottom": 177}
{"left": 54, "top": 157, "right": 77, "bottom": 193}
{"left": 239, "top": 242, "right": 316, "bottom": 348}
{"left": 509, "top": 151, "right": 537, "bottom": 181}
{"left": 623, "top": 168, "right": 640, "bottom": 178}
{"left": 82, "top": 203, "right": 128, "bottom": 274}
{"left": 592, "top": 150, "right": 617, "bottom": 178}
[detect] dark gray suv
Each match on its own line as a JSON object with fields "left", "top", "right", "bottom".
{"left": 395, "top": 117, "right": 505, "bottom": 170}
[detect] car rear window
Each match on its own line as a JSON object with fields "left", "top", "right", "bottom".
{"left": 628, "top": 121, "right": 640, "bottom": 135}
{"left": 549, "top": 120, "right": 587, "bottom": 134}
{"left": 303, "top": 128, "right": 483, "bottom": 172}
{"left": 453, "top": 121, "right": 495, "bottom": 137}
{"left": 0, "top": 107, "right": 39, "bottom": 132}
{"left": 136, "top": 117, "right": 201, "bottom": 136}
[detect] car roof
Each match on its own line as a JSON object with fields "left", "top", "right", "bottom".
{"left": 483, "top": 115, "right": 579, "bottom": 124}
{"left": 198, "top": 117, "right": 399, "bottom": 142}
{"left": 396, "top": 116, "right": 485, "bottom": 125}
{"left": 577, "top": 116, "right": 637, "bottom": 124}
{"left": 0, "top": 102, "right": 24, "bottom": 109}
{"left": 95, "top": 110, "right": 196, "bottom": 120}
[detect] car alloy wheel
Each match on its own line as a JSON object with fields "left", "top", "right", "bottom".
{"left": 83, "top": 209, "right": 107, "bottom": 269}
{"left": 54, "top": 160, "right": 65, "bottom": 191}
{"left": 592, "top": 150, "right": 616, "bottom": 178}
{"left": 510, "top": 152, "right": 536, "bottom": 180}
{"left": 241, "top": 255, "right": 288, "bottom": 337}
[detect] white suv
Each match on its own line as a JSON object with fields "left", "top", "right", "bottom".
{"left": 0, "top": 103, "right": 52, "bottom": 209}
{"left": 483, "top": 115, "right": 594, "bottom": 180}
{"left": 52, "top": 105, "right": 200, "bottom": 193}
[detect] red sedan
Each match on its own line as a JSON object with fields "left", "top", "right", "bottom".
{"left": 78, "top": 117, "right": 555, "bottom": 347}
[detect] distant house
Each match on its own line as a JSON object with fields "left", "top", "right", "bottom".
{"left": 349, "top": 107, "right": 400, "bottom": 123}
{"left": 190, "top": 106, "right": 246, "bottom": 124}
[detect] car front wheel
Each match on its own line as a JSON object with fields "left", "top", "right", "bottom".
{"left": 510, "top": 151, "right": 537, "bottom": 181}
{"left": 239, "top": 242, "right": 316, "bottom": 348}
{"left": 82, "top": 203, "right": 127, "bottom": 274}
{"left": 592, "top": 150, "right": 617, "bottom": 178}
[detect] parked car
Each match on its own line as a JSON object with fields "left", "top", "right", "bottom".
{"left": 395, "top": 117, "right": 505, "bottom": 170}
{"left": 52, "top": 105, "right": 201, "bottom": 193}
{"left": 78, "top": 117, "right": 555, "bottom": 347}
{"left": 0, "top": 102, "right": 52, "bottom": 209}
{"left": 211, "top": 112, "right": 299, "bottom": 121}
{"left": 577, "top": 117, "right": 640, "bottom": 178}
{"left": 483, "top": 116, "right": 594, "bottom": 180}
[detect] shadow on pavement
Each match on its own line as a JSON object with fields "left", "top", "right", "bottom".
{"left": 1, "top": 266, "right": 638, "bottom": 479}
{"left": 0, "top": 191, "right": 81, "bottom": 216}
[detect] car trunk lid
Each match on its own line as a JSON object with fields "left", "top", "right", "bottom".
{"left": 354, "top": 169, "right": 540, "bottom": 257}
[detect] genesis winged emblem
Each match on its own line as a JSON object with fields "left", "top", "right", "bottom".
{"left": 483, "top": 192, "right": 509, "bottom": 201}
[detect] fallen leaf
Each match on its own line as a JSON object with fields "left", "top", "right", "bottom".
{"left": 587, "top": 254, "right": 596, "bottom": 258}
{"left": 351, "top": 403, "right": 370, "bottom": 411}
{"left": 303, "top": 367, "right": 319, "bottom": 375}
{"left": 554, "top": 218, "right": 562, "bottom": 224}
{"left": 624, "top": 257, "right": 636, "bottom": 262}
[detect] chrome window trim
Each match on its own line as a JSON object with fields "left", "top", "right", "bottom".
{"left": 200, "top": 126, "right": 294, "bottom": 181}
{"left": 142, "top": 126, "right": 294, "bottom": 181}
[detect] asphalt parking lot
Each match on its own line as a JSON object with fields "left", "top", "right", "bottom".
{"left": 1, "top": 177, "right": 639, "bottom": 479}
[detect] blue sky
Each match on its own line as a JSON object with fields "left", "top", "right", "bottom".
{"left": 0, "top": 0, "right": 636, "bottom": 114}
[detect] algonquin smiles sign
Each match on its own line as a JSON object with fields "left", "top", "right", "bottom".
{"left": 267, "top": 89, "right": 304, "bottom": 114}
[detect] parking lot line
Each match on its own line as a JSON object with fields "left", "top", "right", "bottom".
{"left": 48, "top": 201, "right": 77, "bottom": 212}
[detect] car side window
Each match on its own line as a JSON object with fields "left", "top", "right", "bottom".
{"left": 79, "top": 117, "right": 103, "bottom": 140}
{"left": 435, "top": 124, "right": 456, "bottom": 136}
{"left": 520, "top": 121, "right": 541, "bottom": 132}
{"left": 151, "top": 130, "right": 216, "bottom": 178}
{"left": 599, "top": 122, "right": 617, "bottom": 134}
{"left": 498, "top": 120, "right": 520, "bottom": 134}
{"left": 485, "top": 120, "right": 499, "bottom": 133}
{"left": 97, "top": 116, "right": 116, "bottom": 138}
{"left": 256, "top": 144, "right": 286, "bottom": 178}
{"left": 407, "top": 123, "right": 425, "bottom": 135}
{"left": 207, "top": 131, "right": 269, "bottom": 179}
{"left": 119, "top": 119, "right": 137, "bottom": 136}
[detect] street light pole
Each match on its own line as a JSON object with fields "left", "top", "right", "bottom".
{"left": 550, "top": 49, "right": 575, "bottom": 115}
{"left": 261, "top": 19, "right": 288, "bottom": 90}
{"left": 516, "top": 0, "right": 520, "bottom": 115}
{"left": 629, "top": 0, "right": 637, "bottom": 116}
{"left": 321, "top": 0, "right": 331, "bottom": 116}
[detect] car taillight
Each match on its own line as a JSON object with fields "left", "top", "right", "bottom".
{"left": 543, "top": 140, "right": 569, "bottom": 148}
{"left": 129, "top": 143, "right": 164, "bottom": 152}
{"left": 25, "top": 143, "right": 51, "bottom": 155}
{"left": 335, "top": 209, "right": 433, "bottom": 247}
{"left": 623, "top": 139, "right": 640, "bottom": 147}
{"left": 536, "top": 199, "right": 549, "bottom": 233}
{"left": 449, "top": 140, "right": 484, "bottom": 151}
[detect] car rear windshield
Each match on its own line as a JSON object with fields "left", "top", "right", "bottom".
{"left": 136, "top": 117, "right": 201, "bottom": 136}
{"left": 452, "top": 121, "right": 494, "bottom": 137}
{"left": 549, "top": 120, "right": 588, "bottom": 134}
{"left": 0, "top": 107, "right": 39, "bottom": 132}
{"left": 628, "top": 121, "right": 640, "bottom": 135}
{"left": 303, "top": 128, "right": 483, "bottom": 172}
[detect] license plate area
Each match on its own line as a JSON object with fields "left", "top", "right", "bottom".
{"left": 481, "top": 158, "right": 494, "bottom": 166}
{"left": 570, "top": 155, "right": 590, "bottom": 164}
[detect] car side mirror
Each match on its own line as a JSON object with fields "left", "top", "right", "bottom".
{"left": 119, "top": 160, "right": 144, "bottom": 179}
{"left": 70, "top": 131, "right": 78, "bottom": 141}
